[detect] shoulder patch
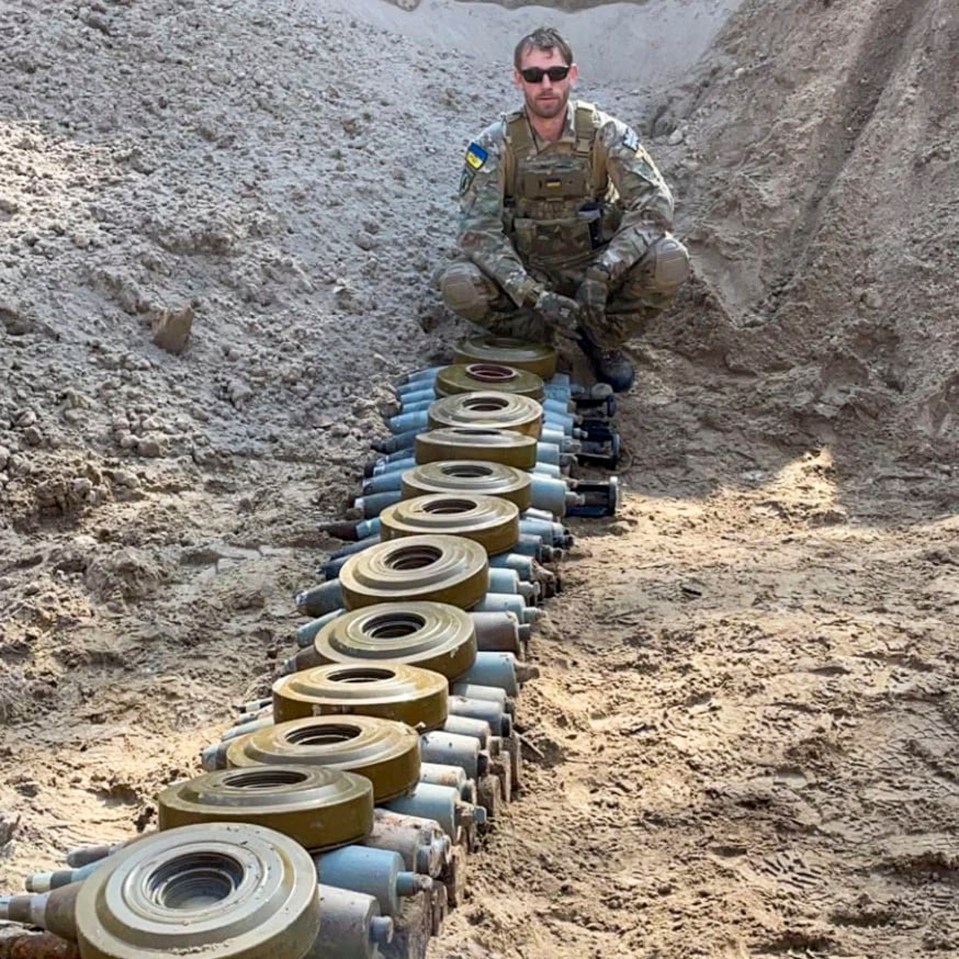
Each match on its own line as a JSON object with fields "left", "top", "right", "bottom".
{"left": 622, "top": 127, "right": 640, "bottom": 152}
{"left": 465, "top": 142, "right": 489, "bottom": 171}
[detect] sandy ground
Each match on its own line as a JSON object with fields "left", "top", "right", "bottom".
{"left": 2, "top": 0, "right": 959, "bottom": 956}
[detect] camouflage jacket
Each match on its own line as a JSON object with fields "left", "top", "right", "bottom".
{"left": 457, "top": 99, "right": 675, "bottom": 306}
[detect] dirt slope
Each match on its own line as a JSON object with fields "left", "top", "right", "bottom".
{"left": 2, "top": 1, "right": 958, "bottom": 957}
{"left": 653, "top": 0, "right": 959, "bottom": 464}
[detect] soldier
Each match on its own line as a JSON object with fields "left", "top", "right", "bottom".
{"left": 438, "top": 26, "right": 689, "bottom": 392}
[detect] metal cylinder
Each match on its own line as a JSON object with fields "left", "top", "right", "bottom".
{"left": 448, "top": 694, "right": 512, "bottom": 737}
{"left": 296, "top": 579, "right": 345, "bottom": 617}
{"left": 450, "top": 682, "right": 511, "bottom": 710}
{"left": 313, "top": 846, "right": 431, "bottom": 917}
{"left": 442, "top": 714, "right": 495, "bottom": 751}
{"left": 419, "top": 730, "right": 485, "bottom": 781}
{"left": 418, "top": 762, "right": 477, "bottom": 806}
{"left": 456, "top": 651, "right": 540, "bottom": 696}
{"left": 294, "top": 609, "right": 345, "bottom": 648}
{"left": 471, "top": 592, "right": 538, "bottom": 623}
{"left": 382, "top": 782, "right": 485, "bottom": 838}
{"left": 362, "top": 810, "right": 450, "bottom": 878}
{"left": 353, "top": 490, "right": 402, "bottom": 518}
{"left": 65, "top": 833, "right": 155, "bottom": 869}
{"left": 0, "top": 884, "right": 81, "bottom": 941}
{"left": 486, "top": 552, "right": 534, "bottom": 580}
{"left": 470, "top": 611, "right": 524, "bottom": 658}
{"left": 25, "top": 862, "right": 101, "bottom": 893}
{"left": 0, "top": 931, "right": 81, "bottom": 958}
{"left": 309, "top": 885, "right": 393, "bottom": 959}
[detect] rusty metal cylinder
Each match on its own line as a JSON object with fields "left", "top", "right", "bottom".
{"left": 65, "top": 834, "right": 154, "bottom": 869}
{"left": 0, "top": 932, "right": 80, "bottom": 958}
{"left": 0, "top": 884, "right": 81, "bottom": 941}
{"left": 471, "top": 610, "right": 525, "bottom": 657}
{"left": 419, "top": 762, "right": 477, "bottom": 807}
{"left": 362, "top": 810, "right": 450, "bottom": 878}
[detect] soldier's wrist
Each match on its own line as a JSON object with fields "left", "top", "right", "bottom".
{"left": 516, "top": 277, "right": 545, "bottom": 308}
{"left": 586, "top": 264, "right": 611, "bottom": 285}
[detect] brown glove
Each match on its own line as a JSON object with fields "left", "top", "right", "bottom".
{"left": 533, "top": 289, "right": 582, "bottom": 345}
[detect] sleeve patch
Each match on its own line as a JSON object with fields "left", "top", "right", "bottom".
{"left": 465, "top": 142, "right": 489, "bottom": 170}
{"left": 622, "top": 128, "right": 640, "bottom": 152}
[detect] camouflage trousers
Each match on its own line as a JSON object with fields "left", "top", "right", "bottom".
{"left": 438, "top": 234, "right": 689, "bottom": 349}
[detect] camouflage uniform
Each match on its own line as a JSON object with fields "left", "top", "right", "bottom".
{"left": 439, "top": 100, "right": 689, "bottom": 348}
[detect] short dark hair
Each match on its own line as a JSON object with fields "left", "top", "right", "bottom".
{"left": 513, "top": 27, "right": 574, "bottom": 70}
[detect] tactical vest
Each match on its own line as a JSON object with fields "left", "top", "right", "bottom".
{"left": 502, "top": 101, "right": 621, "bottom": 271}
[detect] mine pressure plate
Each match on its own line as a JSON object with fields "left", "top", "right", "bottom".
{"left": 380, "top": 492, "right": 520, "bottom": 556}
{"left": 224, "top": 714, "right": 421, "bottom": 803}
{"left": 338, "top": 533, "right": 489, "bottom": 610}
{"left": 414, "top": 427, "right": 539, "bottom": 470}
{"left": 427, "top": 391, "right": 543, "bottom": 437}
{"left": 453, "top": 335, "right": 557, "bottom": 380}
{"left": 312, "top": 600, "right": 477, "bottom": 680}
{"left": 75, "top": 822, "right": 320, "bottom": 959}
{"left": 273, "top": 661, "right": 449, "bottom": 731}
{"left": 157, "top": 765, "right": 374, "bottom": 852}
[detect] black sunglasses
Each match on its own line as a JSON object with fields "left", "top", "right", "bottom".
{"left": 519, "top": 66, "right": 570, "bottom": 84}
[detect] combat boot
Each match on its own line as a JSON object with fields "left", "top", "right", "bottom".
{"left": 578, "top": 326, "right": 635, "bottom": 393}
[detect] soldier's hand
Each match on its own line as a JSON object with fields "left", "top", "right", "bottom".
{"left": 533, "top": 290, "right": 582, "bottom": 337}
{"left": 576, "top": 267, "right": 610, "bottom": 330}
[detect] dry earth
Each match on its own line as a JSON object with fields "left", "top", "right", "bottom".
{"left": 2, "top": 0, "right": 958, "bottom": 957}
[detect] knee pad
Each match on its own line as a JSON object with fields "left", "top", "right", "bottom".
{"left": 647, "top": 235, "right": 690, "bottom": 295}
{"left": 439, "top": 263, "right": 496, "bottom": 322}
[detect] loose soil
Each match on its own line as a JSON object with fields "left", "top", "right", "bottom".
{"left": 2, "top": 1, "right": 958, "bottom": 957}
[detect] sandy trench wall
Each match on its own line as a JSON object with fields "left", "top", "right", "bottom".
{"left": 661, "top": 0, "right": 959, "bottom": 459}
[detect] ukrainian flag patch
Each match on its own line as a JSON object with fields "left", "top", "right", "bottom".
{"left": 465, "top": 142, "right": 488, "bottom": 170}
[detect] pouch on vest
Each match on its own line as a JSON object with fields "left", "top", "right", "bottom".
{"left": 513, "top": 216, "right": 594, "bottom": 269}
{"left": 520, "top": 169, "right": 590, "bottom": 200}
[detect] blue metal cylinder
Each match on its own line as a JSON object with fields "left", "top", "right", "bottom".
{"left": 314, "top": 845, "right": 431, "bottom": 917}
{"left": 353, "top": 490, "right": 403, "bottom": 518}
{"left": 381, "top": 782, "right": 486, "bottom": 838}
{"left": 295, "top": 608, "right": 346, "bottom": 648}
{"left": 487, "top": 552, "right": 534, "bottom": 579}
{"left": 451, "top": 683, "right": 512, "bottom": 711}
{"left": 297, "top": 578, "right": 345, "bottom": 617}
{"left": 419, "top": 730, "right": 484, "bottom": 781}
{"left": 448, "top": 694, "right": 512, "bottom": 737}
{"left": 456, "top": 651, "right": 539, "bottom": 696}
{"left": 471, "top": 592, "right": 531, "bottom": 621}
{"left": 419, "top": 762, "right": 476, "bottom": 805}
